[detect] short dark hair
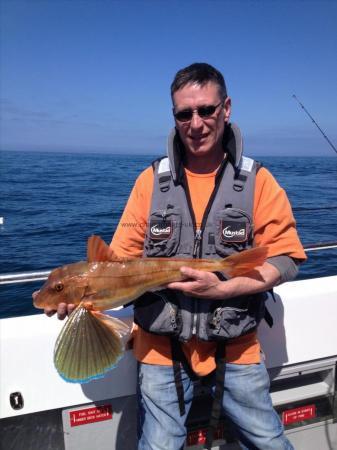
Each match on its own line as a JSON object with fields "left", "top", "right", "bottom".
{"left": 171, "top": 63, "right": 227, "bottom": 101}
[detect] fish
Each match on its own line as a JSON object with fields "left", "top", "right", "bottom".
{"left": 33, "top": 235, "right": 268, "bottom": 384}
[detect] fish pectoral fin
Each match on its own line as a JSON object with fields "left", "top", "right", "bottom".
{"left": 54, "top": 306, "right": 131, "bottom": 383}
{"left": 91, "top": 311, "right": 132, "bottom": 340}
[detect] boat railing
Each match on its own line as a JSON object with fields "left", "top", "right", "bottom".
{"left": 0, "top": 241, "right": 337, "bottom": 286}
{"left": 0, "top": 270, "right": 51, "bottom": 285}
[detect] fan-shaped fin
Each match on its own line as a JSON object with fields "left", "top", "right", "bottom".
{"left": 54, "top": 305, "right": 131, "bottom": 383}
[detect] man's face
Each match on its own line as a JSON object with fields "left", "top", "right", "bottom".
{"left": 172, "top": 82, "right": 231, "bottom": 159}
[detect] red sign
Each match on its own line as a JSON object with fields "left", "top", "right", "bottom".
{"left": 187, "top": 429, "right": 207, "bottom": 446}
{"left": 186, "top": 425, "right": 224, "bottom": 446}
{"left": 69, "top": 404, "right": 113, "bottom": 427}
{"left": 282, "top": 404, "right": 316, "bottom": 425}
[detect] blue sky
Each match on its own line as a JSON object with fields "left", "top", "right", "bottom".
{"left": 1, "top": 0, "right": 336, "bottom": 156}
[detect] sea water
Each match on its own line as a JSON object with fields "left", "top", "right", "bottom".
{"left": 1, "top": 151, "right": 336, "bottom": 318}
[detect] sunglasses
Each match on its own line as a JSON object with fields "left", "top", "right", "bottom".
{"left": 173, "top": 101, "right": 223, "bottom": 123}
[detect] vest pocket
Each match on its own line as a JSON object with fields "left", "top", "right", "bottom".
{"left": 134, "top": 291, "right": 182, "bottom": 336}
{"left": 207, "top": 295, "right": 264, "bottom": 341}
{"left": 214, "top": 207, "right": 253, "bottom": 256}
{"left": 144, "top": 207, "right": 182, "bottom": 256}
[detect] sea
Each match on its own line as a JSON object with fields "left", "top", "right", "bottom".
{"left": 1, "top": 150, "right": 337, "bottom": 319}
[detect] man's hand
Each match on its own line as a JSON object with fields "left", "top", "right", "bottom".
{"left": 167, "top": 267, "right": 225, "bottom": 299}
{"left": 167, "top": 262, "right": 281, "bottom": 299}
{"left": 45, "top": 303, "right": 76, "bottom": 320}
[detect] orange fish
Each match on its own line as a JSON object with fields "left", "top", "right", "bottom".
{"left": 33, "top": 236, "right": 268, "bottom": 383}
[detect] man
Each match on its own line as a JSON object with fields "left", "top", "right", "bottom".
{"left": 50, "top": 63, "right": 306, "bottom": 449}
{"left": 110, "top": 63, "right": 306, "bottom": 450}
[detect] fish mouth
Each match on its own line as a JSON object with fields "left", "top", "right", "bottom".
{"left": 32, "top": 290, "right": 43, "bottom": 308}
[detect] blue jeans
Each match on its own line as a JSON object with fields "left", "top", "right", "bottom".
{"left": 137, "top": 361, "right": 294, "bottom": 450}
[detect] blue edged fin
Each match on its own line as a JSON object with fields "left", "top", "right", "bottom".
{"left": 54, "top": 305, "right": 131, "bottom": 383}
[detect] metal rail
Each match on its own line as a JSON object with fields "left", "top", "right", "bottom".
{"left": 0, "top": 271, "right": 51, "bottom": 285}
{"left": 1, "top": 242, "right": 336, "bottom": 286}
{"left": 303, "top": 241, "right": 337, "bottom": 251}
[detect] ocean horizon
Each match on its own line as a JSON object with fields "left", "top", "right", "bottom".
{"left": 2, "top": 148, "right": 337, "bottom": 157}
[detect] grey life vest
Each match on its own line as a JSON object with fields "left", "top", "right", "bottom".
{"left": 133, "top": 123, "right": 268, "bottom": 342}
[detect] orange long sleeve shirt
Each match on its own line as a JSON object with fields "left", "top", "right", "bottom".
{"left": 110, "top": 165, "right": 306, "bottom": 376}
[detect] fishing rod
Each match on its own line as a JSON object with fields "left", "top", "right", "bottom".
{"left": 292, "top": 94, "right": 337, "bottom": 155}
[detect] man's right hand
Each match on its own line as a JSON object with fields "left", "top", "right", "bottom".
{"left": 44, "top": 303, "right": 76, "bottom": 320}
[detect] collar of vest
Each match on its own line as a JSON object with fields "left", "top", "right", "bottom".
{"left": 166, "top": 122, "right": 243, "bottom": 183}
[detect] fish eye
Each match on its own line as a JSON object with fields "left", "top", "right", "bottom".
{"left": 54, "top": 282, "right": 64, "bottom": 292}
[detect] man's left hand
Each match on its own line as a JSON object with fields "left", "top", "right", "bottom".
{"left": 167, "top": 262, "right": 281, "bottom": 300}
{"left": 167, "top": 267, "right": 226, "bottom": 299}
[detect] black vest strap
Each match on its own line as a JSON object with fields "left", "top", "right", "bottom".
{"left": 205, "top": 342, "right": 226, "bottom": 450}
{"left": 171, "top": 339, "right": 198, "bottom": 417}
{"left": 264, "top": 289, "right": 275, "bottom": 328}
{"left": 264, "top": 307, "right": 274, "bottom": 328}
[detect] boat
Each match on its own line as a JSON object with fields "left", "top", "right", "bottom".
{"left": 1, "top": 243, "right": 337, "bottom": 450}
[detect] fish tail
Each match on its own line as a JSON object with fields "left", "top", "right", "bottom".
{"left": 220, "top": 246, "right": 268, "bottom": 277}
{"left": 54, "top": 305, "right": 131, "bottom": 383}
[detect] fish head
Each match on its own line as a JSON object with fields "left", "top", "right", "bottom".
{"left": 33, "top": 262, "right": 89, "bottom": 309}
